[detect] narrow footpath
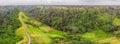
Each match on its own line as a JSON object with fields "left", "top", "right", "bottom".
{"left": 18, "top": 12, "right": 31, "bottom": 44}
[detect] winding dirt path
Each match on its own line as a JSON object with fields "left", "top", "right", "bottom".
{"left": 18, "top": 12, "right": 31, "bottom": 44}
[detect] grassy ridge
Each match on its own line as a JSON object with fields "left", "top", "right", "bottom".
{"left": 15, "top": 12, "right": 64, "bottom": 44}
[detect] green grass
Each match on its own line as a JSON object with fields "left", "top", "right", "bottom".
{"left": 113, "top": 17, "right": 120, "bottom": 26}
{"left": 81, "top": 30, "right": 113, "bottom": 41}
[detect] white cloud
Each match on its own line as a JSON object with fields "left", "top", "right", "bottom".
{"left": 0, "top": 0, "right": 120, "bottom": 5}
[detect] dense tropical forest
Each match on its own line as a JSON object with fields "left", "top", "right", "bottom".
{"left": 0, "top": 6, "right": 120, "bottom": 44}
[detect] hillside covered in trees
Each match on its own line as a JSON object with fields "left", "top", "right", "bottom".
{"left": 0, "top": 6, "right": 120, "bottom": 44}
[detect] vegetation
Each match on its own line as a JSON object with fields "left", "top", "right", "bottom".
{"left": 0, "top": 6, "right": 120, "bottom": 44}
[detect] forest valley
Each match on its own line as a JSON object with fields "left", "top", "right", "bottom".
{"left": 0, "top": 6, "right": 120, "bottom": 44}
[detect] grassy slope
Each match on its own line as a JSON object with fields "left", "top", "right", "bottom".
{"left": 81, "top": 29, "right": 120, "bottom": 44}
{"left": 79, "top": 16, "right": 120, "bottom": 44}
{"left": 16, "top": 12, "right": 64, "bottom": 44}
{"left": 81, "top": 17, "right": 120, "bottom": 44}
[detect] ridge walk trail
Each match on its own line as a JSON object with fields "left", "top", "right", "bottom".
{"left": 18, "top": 12, "right": 31, "bottom": 44}
{"left": 16, "top": 12, "right": 64, "bottom": 44}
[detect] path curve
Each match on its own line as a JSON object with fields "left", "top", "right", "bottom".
{"left": 18, "top": 12, "right": 31, "bottom": 44}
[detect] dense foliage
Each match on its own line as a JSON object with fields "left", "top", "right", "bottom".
{"left": 0, "top": 8, "right": 22, "bottom": 44}
{"left": 28, "top": 6, "right": 119, "bottom": 33}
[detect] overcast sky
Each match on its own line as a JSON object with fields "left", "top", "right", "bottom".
{"left": 0, "top": 0, "right": 120, "bottom": 5}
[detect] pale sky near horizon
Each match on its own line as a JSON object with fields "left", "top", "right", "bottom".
{"left": 0, "top": 0, "right": 120, "bottom": 5}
